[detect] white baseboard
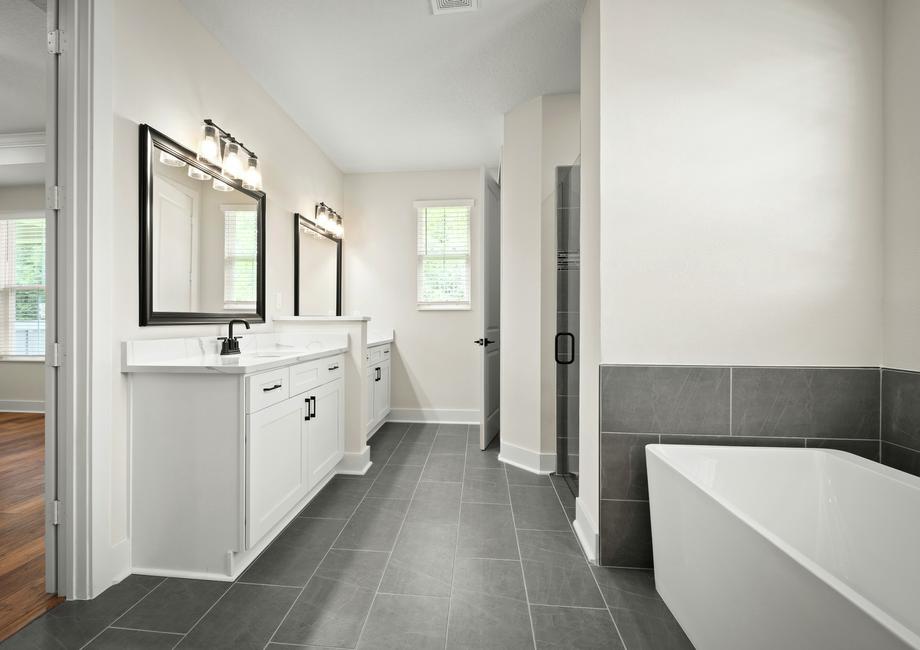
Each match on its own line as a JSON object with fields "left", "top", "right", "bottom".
{"left": 389, "top": 408, "right": 478, "bottom": 424}
{"left": 132, "top": 566, "right": 234, "bottom": 582}
{"left": 335, "top": 446, "right": 372, "bottom": 475}
{"left": 0, "top": 399, "right": 44, "bottom": 413}
{"left": 498, "top": 440, "right": 555, "bottom": 474}
{"left": 573, "top": 496, "right": 598, "bottom": 562}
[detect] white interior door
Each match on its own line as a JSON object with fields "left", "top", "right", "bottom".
{"left": 152, "top": 178, "right": 197, "bottom": 312}
{"left": 479, "top": 168, "right": 501, "bottom": 450}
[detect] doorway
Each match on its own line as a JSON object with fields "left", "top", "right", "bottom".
{"left": 0, "top": 0, "right": 63, "bottom": 640}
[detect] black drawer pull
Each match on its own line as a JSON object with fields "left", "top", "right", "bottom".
{"left": 304, "top": 397, "right": 311, "bottom": 421}
{"left": 262, "top": 384, "right": 283, "bottom": 392}
{"left": 328, "top": 364, "right": 339, "bottom": 371}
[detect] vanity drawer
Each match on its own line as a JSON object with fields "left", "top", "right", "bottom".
{"left": 368, "top": 344, "right": 390, "bottom": 364}
{"left": 247, "top": 368, "right": 290, "bottom": 413}
{"left": 289, "top": 354, "right": 345, "bottom": 397}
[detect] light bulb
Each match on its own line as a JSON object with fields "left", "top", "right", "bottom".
{"left": 212, "top": 177, "right": 234, "bottom": 192}
{"left": 197, "top": 124, "right": 222, "bottom": 167}
{"left": 222, "top": 142, "right": 244, "bottom": 179}
{"left": 335, "top": 216, "right": 344, "bottom": 238}
{"left": 187, "top": 164, "right": 208, "bottom": 180}
{"left": 242, "top": 156, "right": 262, "bottom": 191}
{"left": 159, "top": 150, "right": 186, "bottom": 167}
{"left": 316, "top": 205, "right": 330, "bottom": 228}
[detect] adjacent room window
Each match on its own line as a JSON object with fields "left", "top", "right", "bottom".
{"left": 0, "top": 212, "right": 46, "bottom": 358}
{"left": 415, "top": 199, "right": 473, "bottom": 310}
{"left": 223, "top": 207, "right": 258, "bottom": 311}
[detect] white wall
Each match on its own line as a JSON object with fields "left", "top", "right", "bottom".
{"left": 599, "top": 0, "right": 885, "bottom": 367}
{"left": 576, "top": 0, "right": 601, "bottom": 559}
{"left": 500, "top": 94, "right": 579, "bottom": 469}
{"left": 89, "top": 0, "right": 343, "bottom": 594}
{"left": 882, "top": 0, "right": 920, "bottom": 371}
{"left": 0, "top": 184, "right": 45, "bottom": 410}
{"left": 343, "top": 170, "right": 481, "bottom": 422}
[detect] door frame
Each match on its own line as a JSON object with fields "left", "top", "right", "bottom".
{"left": 48, "top": 0, "right": 100, "bottom": 600}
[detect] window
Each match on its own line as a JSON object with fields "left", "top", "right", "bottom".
{"left": 415, "top": 199, "right": 473, "bottom": 310}
{"left": 223, "top": 207, "right": 258, "bottom": 311}
{"left": 0, "top": 212, "right": 46, "bottom": 358}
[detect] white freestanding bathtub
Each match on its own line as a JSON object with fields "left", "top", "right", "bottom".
{"left": 646, "top": 445, "right": 920, "bottom": 650}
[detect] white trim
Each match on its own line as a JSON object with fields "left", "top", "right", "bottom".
{"left": 0, "top": 356, "right": 45, "bottom": 363}
{"left": 131, "top": 567, "right": 233, "bottom": 582}
{"left": 0, "top": 209, "right": 45, "bottom": 221}
{"left": 0, "top": 132, "right": 45, "bottom": 148}
{"left": 388, "top": 408, "right": 479, "bottom": 424}
{"left": 334, "top": 446, "right": 371, "bottom": 475}
{"left": 497, "top": 439, "right": 555, "bottom": 474}
{"left": 0, "top": 399, "right": 45, "bottom": 413}
{"left": 417, "top": 303, "right": 471, "bottom": 311}
{"left": 573, "top": 497, "right": 599, "bottom": 562}
{"left": 413, "top": 198, "right": 475, "bottom": 209}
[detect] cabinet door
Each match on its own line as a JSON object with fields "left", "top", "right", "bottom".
{"left": 366, "top": 367, "right": 376, "bottom": 432}
{"left": 307, "top": 378, "right": 345, "bottom": 486}
{"left": 247, "top": 395, "right": 308, "bottom": 547}
{"left": 374, "top": 361, "right": 391, "bottom": 424}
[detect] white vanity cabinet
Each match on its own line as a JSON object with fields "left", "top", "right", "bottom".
{"left": 246, "top": 361, "right": 344, "bottom": 547}
{"left": 366, "top": 343, "right": 391, "bottom": 435}
{"left": 125, "top": 337, "right": 347, "bottom": 582}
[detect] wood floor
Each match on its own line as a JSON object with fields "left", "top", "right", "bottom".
{"left": 0, "top": 412, "right": 62, "bottom": 642}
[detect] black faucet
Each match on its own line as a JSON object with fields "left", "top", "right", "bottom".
{"left": 219, "top": 319, "right": 250, "bottom": 356}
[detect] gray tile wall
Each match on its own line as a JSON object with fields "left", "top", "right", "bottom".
{"left": 598, "top": 365, "right": 883, "bottom": 568}
{"left": 881, "top": 368, "right": 920, "bottom": 476}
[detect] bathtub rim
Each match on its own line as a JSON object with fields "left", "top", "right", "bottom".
{"left": 646, "top": 444, "right": 920, "bottom": 649}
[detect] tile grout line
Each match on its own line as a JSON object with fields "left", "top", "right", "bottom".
{"left": 502, "top": 453, "right": 539, "bottom": 650}
{"left": 443, "top": 423, "right": 470, "bottom": 650}
{"left": 353, "top": 422, "right": 442, "bottom": 649}
{"left": 262, "top": 422, "right": 413, "bottom": 650}
{"left": 548, "top": 472, "right": 629, "bottom": 650}
{"left": 77, "top": 576, "right": 170, "bottom": 650}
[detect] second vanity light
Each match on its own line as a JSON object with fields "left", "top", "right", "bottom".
{"left": 191, "top": 119, "right": 263, "bottom": 192}
{"left": 309, "top": 202, "right": 344, "bottom": 239}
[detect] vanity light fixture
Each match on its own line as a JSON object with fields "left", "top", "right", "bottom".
{"left": 187, "top": 165, "right": 209, "bottom": 181}
{"left": 311, "top": 202, "right": 344, "bottom": 239}
{"left": 195, "top": 119, "right": 264, "bottom": 191}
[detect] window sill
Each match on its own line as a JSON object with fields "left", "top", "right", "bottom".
{"left": 417, "top": 304, "right": 471, "bottom": 312}
{"left": 0, "top": 356, "right": 45, "bottom": 363}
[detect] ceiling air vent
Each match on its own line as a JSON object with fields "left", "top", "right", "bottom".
{"left": 430, "top": 0, "right": 479, "bottom": 16}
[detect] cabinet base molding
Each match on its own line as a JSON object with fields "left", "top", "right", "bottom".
{"left": 573, "top": 497, "right": 599, "bottom": 563}
{"left": 335, "top": 447, "right": 372, "bottom": 475}
{"left": 498, "top": 440, "right": 555, "bottom": 475}
{"left": 389, "top": 408, "right": 478, "bottom": 424}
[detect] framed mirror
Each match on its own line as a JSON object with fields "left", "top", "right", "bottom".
{"left": 294, "top": 214, "right": 342, "bottom": 316}
{"left": 139, "top": 124, "right": 266, "bottom": 326}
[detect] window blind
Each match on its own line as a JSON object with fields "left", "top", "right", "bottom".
{"left": 0, "top": 214, "right": 46, "bottom": 357}
{"left": 415, "top": 200, "right": 472, "bottom": 310}
{"left": 223, "top": 209, "right": 258, "bottom": 310}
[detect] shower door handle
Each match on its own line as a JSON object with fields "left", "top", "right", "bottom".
{"left": 555, "top": 332, "right": 575, "bottom": 365}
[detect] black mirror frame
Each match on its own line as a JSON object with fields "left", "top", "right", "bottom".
{"left": 138, "top": 124, "right": 266, "bottom": 326}
{"left": 293, "top": 213, "right": 342, "bottom": 317}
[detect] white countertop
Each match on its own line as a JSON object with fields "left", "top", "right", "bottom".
{"left": 368, "top": 329, "right": 394, "bottom": 347}
{"left": 274, "top": 315, "right": 371, "bottom": 322}
{"left": 122, "top": 332, "right": 348, "bottom": 375}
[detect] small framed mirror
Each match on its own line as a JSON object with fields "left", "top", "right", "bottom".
{"left": 139, "top": 124, "right": 266, "bottom": 326}
{"left": 294, "top": 214, "right": 342, "bottom": 316}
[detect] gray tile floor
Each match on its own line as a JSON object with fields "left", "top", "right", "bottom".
{"left": 3, "top": 422, "right": 693, "bottom": 650}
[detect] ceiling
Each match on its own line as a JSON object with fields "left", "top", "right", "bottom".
{"left": 0, "top": 0, "right": 46, "bottom": 134}
{"left": 181, "top": 0, "right": 583, "bottom": 173}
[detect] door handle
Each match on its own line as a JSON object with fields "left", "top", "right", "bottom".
{"left": 310, "top": 396, "right": 316, "bottom": 418}
{"left": 555, "top": 332, "right": 575, "bottom": 365}
{"left": 474, "top": 338, "right": 484, "bottom": 345}
{"left": 304, "top": 397, "right": 311, "bottom": 421}
{"left": 483, "top": 338, "right": 495, "bottom": 346}
{"left": 263, "top": 384, "right": 282, "bottom": 392}
{"left": 375, "top": 367, "right": 381, "bottom": 381}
